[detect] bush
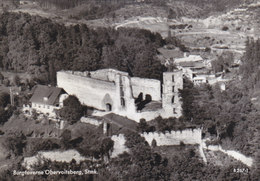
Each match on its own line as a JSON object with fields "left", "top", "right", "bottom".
{"left": 180, "top": 141, "right": 185, "bottom": 147}
{"left": 151, "top": 139, "right": 157, "bottom": 148}
{"left": 13, "top": 75, "right": 21, "bottom": 86}
{"left": 0, "top": 92, "right": 10, "bottom": 108}
{"left": 137, "top": 119, "right": 150, "bottom": 133}
{"left": 0, "top": 130, "right": 4, "bottom": 135}
{"left": 60, "top": 129, "right": 72, "bottom": 149}
{"left": 0, "top": 72, "right": 4, "bottom": 83}
{"left": 3, "top": 133, "right": 27, "bottom": 156}
{"left": 27, "top": 139, "right": 61, "bottom": 156}
{"left": 222, "top": 26, "right": 229, "bottom": 31}
{"left": 3, "top": 79, "right": 10, "bottom": 87}
{"left": 31, "top": 109, "right": 38, "bottom": 120}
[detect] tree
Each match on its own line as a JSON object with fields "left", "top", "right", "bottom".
{"left": 3, "top": 133, "right": 27, "bottom": 156}
{"left": 137, "top": 119, "right": 150, "bottom": 133}
{"left": 222, "top": 26, "right": 229, "bottom": 31}
{"left": 13, "top": 75, "right": 21, "bottom": 86}
{"left": 0, "top": 92, "right": 10, "bottom": 107}
{"left": 58, "top": 95, "right": 84, "bottom": 124}
{"left": 151, "top": 139, "right": 157, "bottom": 148}
{"left": 31, "top": 109, "right": 38, "bottom": 120}
{"left": 116, "top": 131, "right": 170, "bottom": 180}
{"left": 179, "top": 78, "right": 199, "bottom": 122}
{"left": 60, "top": 129, "right": 72, "bottom": 149}
{"left": 100, "top": 137, "right": 114, "bottom": 159}
{"left": 3, "top": 79, "right": 10, "bottom": 87}
{"left": 211, "top": 52, "right": 234, "bottom": 73}
{"left": 0, "top": 72, "right": 4, "bottom": 83}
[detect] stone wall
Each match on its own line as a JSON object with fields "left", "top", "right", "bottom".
{"left": 90, "top": 69, "right": 128, "bottom": 82}
{"left": 80, "top": 117, "right": 102, "bottom": 126}
{"left": 131, "top": 77, "right": 161, "bottom": 101}
{"left": 141, "top": 128, "right": 201, "bottom": 146}
{"left": 23, "top": 150, "right": 88, "bottom": 170}
{"left": 205, "top": 145, "right": 253, "bottom": 167}
{"left": 31, "top": 103, "right": 58, "bottom": 118}
{"left": 111, "top": 134, "right": 129, "bottom": 158}
{"left": 57, "top": 71, "right": 117, "bottom": 111}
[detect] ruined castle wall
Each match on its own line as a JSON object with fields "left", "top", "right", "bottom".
{"left": 111, "top": 134, "right": 129, "bottom": 158}
{"left": 90, "top": 69, "right": 128, "bottom": 82}
{"left": 162, "top": 71, "right": 183, "bottom": 118}
{"left": 57, "top": 71, "right": 117, "bottom": 110}
{"left": 141, "top": 128, "right": 201, "bottom": 146}
{"left": 131, "top": 77, "right": 161, "bottom": 101}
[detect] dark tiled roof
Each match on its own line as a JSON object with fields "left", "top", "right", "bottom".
{"left": 179, "top": 61, "right": 204, "bottom": 68}
{"left": 29, "top": 85, "right": 64, "bottom": 105}
{"left": 157, "top": 48, "right": 183, "bottom": 59}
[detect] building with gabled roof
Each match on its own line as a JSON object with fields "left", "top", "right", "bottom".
{"left": 28, "top": 85, "right": 68, "bottom": 118}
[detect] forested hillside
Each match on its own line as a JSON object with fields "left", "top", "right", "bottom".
{"left": 178, "top": 38, "right": 260, "bottom": 176}
{"left": 33, "top": 0, "right": 245, "bottom": 19}
{"left": 240, "top": 38, "right": 260, "bottom": 90}
{"left": 0, "top": 12, "right": 165, "bottom": 84}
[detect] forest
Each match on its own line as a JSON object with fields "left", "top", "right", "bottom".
{"left": 0, "top": 12, "right": 166, "bottom": 84}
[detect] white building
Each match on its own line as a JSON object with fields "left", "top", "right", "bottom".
{"left": 25, "top": 85, "right": 68, "bottom": 118}
{"left": 174, "top": 53, "right": 203, "bottom": 64}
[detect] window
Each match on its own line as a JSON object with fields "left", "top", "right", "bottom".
{"left": 47, "top": 106, "right": 50, "bottom": 109}
{"left": 106, "top": 104, "right": 112, "bottom": 111}
{"left": 121, "top": 98, "right": 125, "bottom": 107}
{"left": 172, "top": 86, "right": 175, "bottom": 92}
{"left": 173, "top": 108, "right": 176, "bottom": 114}
{"left": 120, "top": 86, "right": 124, "bottom": 96}
{"left": 171, "top": 96, "right": 175, "bottom": 104}
{"left": 172, "top": 75, "right": 174, "bottom": 82}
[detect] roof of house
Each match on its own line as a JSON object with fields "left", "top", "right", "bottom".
{"left": 30, "top": 85, "right": 64, "bottom": 105}
{"left": 157, "top": 48, "right": 183, "bottom": 59}
{"left": 174, "top": 55, "right": 203, "bottom": 63}
{"left": 178, "top": 61, "right": 205, "bottom": 68}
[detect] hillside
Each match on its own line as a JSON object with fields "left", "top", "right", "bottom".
{"left": 0, "top": 12, "right": 165, "bottom": 84}
{"left": 8, "top": 0, "right": 258, "bottom": 46}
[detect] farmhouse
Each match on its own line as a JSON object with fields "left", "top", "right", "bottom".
{"left": 24, "top": 85, "right": 68, "bottom": 118}
{"left": 57, "top": 68, "right": 183, "bottom": 122}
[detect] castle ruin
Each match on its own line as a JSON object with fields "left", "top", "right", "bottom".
{"left": 57, "top": 69, "right": 183, "bottom": 122}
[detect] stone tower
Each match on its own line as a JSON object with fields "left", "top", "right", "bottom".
{"left": 114, "top": 74, "right": 136, "bottom": 114}
{"left": 162, "top": 71, "right": 183, "bottom": 118}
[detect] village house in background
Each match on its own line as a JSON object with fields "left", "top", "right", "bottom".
{"left": 158, "top": 48, "right": 229, "bottom": 86}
